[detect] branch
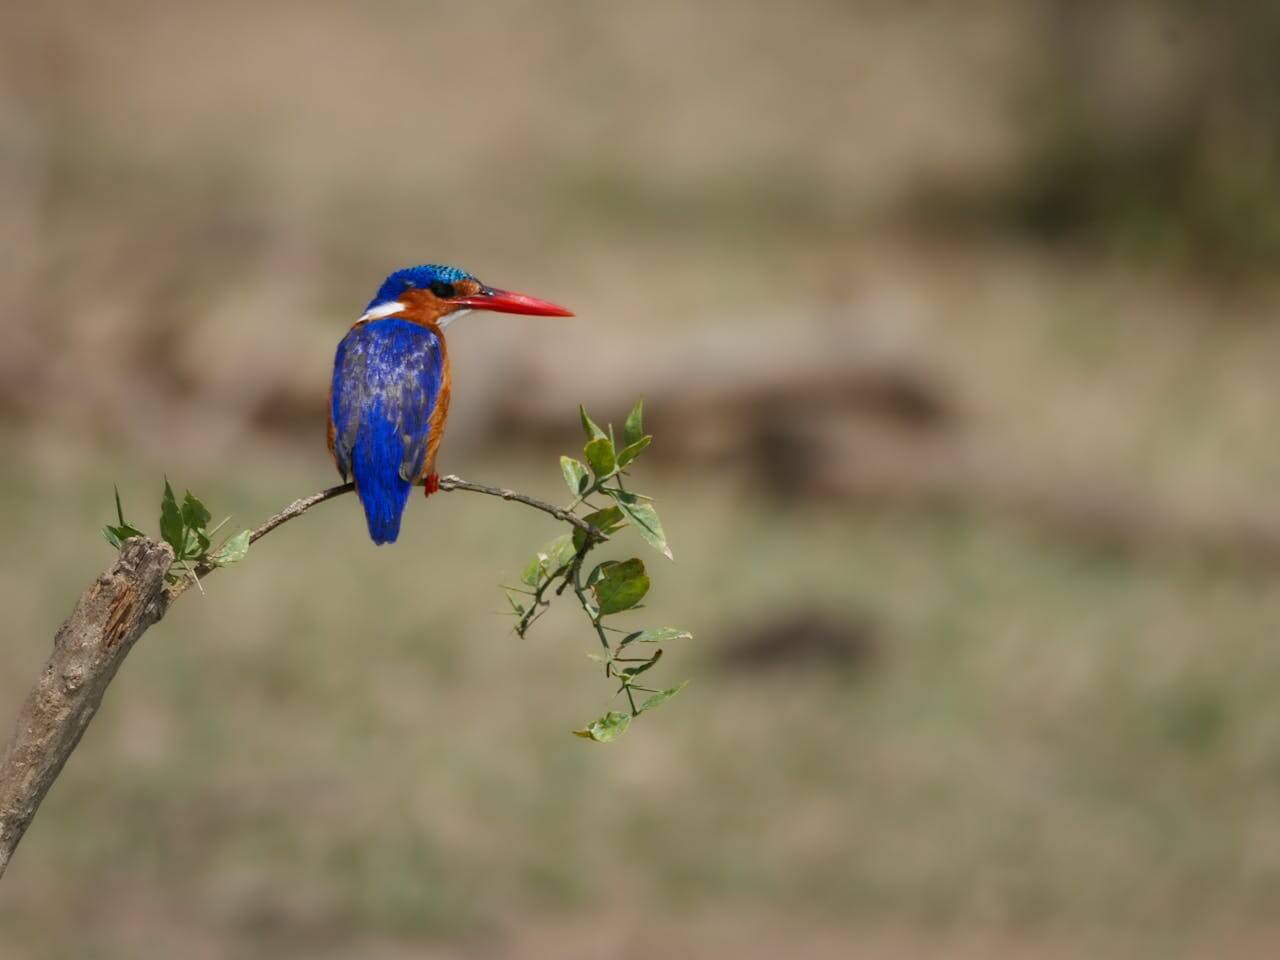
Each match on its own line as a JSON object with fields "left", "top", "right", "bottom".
{"left": 247, "top": 482, "right": 354, "bottom": 546}
{"left": 0, "top": 538, "right": 173, "bottom": 879}
{"left": 172, "top": 476, "right": 603, "bottom": 599}
{"left": 437, "top": 475, "right": 602, "bottom": 540}
{"left": 242, "top": 475, "right": 602, "bottom": 542}
{"left": 0, "top": 473, "right": 600, "bottom": 878}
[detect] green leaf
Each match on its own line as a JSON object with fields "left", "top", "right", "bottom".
{"left": 620, "top": 648, "right": 662, "bottom": 677}
{"left": 560, "top": 456, "right": 591, "bottom": 497}
{"left": 524, "top": 533, "right": 576, "bottom": 587}
{"left": 505, "top": 589, "right": 526, "bottom": 616}
{"left": 210, "top": 530, "right": 250, "bottom": 565}
{"left": 616, "top": 435, "right": 651, "bottom": 468}
{"left": 105, "top": 485, "right": 147, "bottom": 550}
{"left": 573, "top": 505, "right": 626, "bottom": 551}
{"left": 584, "top": 560, "right": 611, "bottom": 589}
{"left": 609, "top": 495, "right": 672, "bottom": 560}
{"left": 181, "top": 491, "right": 212, "bottom": 532}
{"left": 520, "top": 554, "right": 543, "bottom": 587}
{"left": 623, "top": 399, "right": 644, "bottom": 448}
{"left": 542, "top": 533, "right": 576, "bottom": 574}
{"left": 583, "top": 436, "right": 616, "bottom": 479}
{"left": 639, "top": 682, "right": 688, "bottom": 713}
{"left": 592, "top": 558, "right": 650, "bottom": 615}
{"left": 159, "top": 480, "right": 185, "bottom": 555}
{"left": 579, "top": 404, "right": 606, "bottom": 441}
{"left": 604, "top": 486, "right": 655, "bottom": 504}
{"left": 621, "top": 626, "right": 693, "bottom": 646}
{"left": 573, "top": 711, "right": 631, "bottom": 742}
{"left": 103, "top": 523, "right": 146, "bottom": 549}
{"left": 189, "top": 528, "right": 210, "bottom": 558}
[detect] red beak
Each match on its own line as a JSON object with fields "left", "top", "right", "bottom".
{"left": 452, "top": 286, "right": 574, "bottom": 317}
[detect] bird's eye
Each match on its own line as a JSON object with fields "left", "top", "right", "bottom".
{"left": 429, "top": 281, "right": 456, "bottom": 299}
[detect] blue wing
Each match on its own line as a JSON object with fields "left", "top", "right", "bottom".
{"left": 331, "top": 318, "right": 444, "bottom": 544}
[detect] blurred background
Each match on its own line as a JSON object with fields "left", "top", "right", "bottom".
{"left": 3, "top": 1, "right": 1280, "bottom": 957}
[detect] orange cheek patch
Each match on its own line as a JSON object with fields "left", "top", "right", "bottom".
{"left": 398, "top": 288, "right": 450, "bottom": 325}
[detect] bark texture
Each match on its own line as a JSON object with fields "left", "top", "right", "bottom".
{"left": 0, "top": 537, "right": 173, "bottom": 877}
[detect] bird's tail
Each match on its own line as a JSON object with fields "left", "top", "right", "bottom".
{"left": 351, "top": 412, "right": 413, "bottom": 545}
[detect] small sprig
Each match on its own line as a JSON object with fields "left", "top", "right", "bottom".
{"left": 104, "top": 481, "right": 252, "bottom": 591}
{"left": 507, "top": 400, "right": 691, "bottom": 742}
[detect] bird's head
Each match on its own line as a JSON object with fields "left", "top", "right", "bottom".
{"left": 359, "top": 264, "right": 573, "bottom": 328}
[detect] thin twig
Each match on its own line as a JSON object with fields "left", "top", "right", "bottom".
{"left": 245, "top": 476, "right": 602, "bottom": 548}
{"left": 248, "top": 482, "right": 354, "bottom": 545}
{"left": 176, "top": 482, "right": 355, "bottom": 592}
{"left": 437, "top": 475, "right": 602, "bottom": 541}
{"left": 177, "top": 476, "right": 605, "bottom": 593}
{"left": 567, "top": 552, "right": 617, "bottom": 682}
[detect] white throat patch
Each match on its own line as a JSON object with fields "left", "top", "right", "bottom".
{"left": 356, "top": 301, "right": 470, "bottom": 329}
{"left": 357, "top": 300, "right": 406, "bottom": 323}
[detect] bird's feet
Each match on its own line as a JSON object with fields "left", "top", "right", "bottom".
{"left": 424, "top": 472, "right": 440, "bottom": 498}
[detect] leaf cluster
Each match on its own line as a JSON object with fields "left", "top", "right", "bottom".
{"left": 104, "top": 482, "right": 250, "bottom": 588}
{"left": 505, "top": 400, "right": 690, "bottom": 742}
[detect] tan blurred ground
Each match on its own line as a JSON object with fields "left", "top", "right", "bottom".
{"left": 3, "top": 2, "right": 1280, "bottom": 958}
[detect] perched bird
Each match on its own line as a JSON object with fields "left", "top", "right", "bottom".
{"left": 329, "top": 264, "right": 572, "bottom": 544}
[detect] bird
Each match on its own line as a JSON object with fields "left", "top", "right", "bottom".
{"left": 329, "top": 264, "right": 573, "bottom": 544}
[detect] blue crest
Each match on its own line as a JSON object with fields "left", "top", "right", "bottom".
{"left": 368, "top": 264, "right": 475, "bottom": 309}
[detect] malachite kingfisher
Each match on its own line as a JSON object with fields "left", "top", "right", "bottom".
{"left": 328, "top": 264, "right": 573, "bottom": 545}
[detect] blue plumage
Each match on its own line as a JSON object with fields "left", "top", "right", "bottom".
{"left": 331, "top": 318, "right": 445, "bottom": 544}
{"left": 367, "top": 264, "right": 475, "bottom": 310}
